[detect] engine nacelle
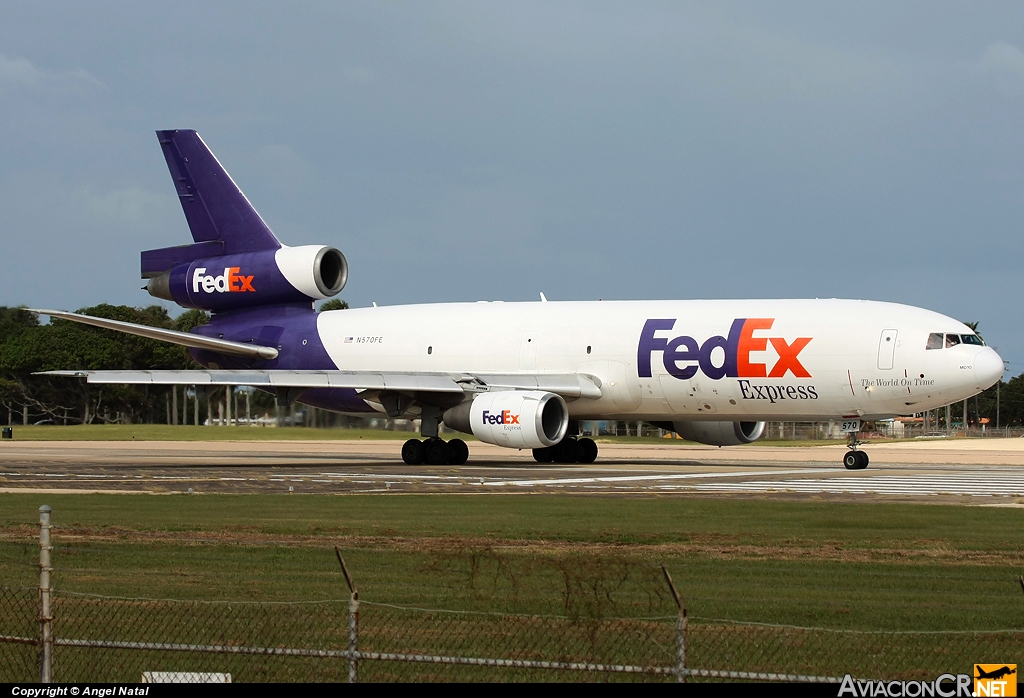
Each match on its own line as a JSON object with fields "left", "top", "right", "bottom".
{"left": 146, "top": 245, "right": 347, "bottom": 312}
{"left": 664, "top": 420, "right": 765, "bottom": 446}
{"left": 443, "top": 391, "right": 568, "bottom": 449}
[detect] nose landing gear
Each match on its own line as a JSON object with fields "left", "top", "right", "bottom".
{"left": 843, "top": 428, "right": 869, "bottom": 470}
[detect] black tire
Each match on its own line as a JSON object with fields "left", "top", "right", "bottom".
{"left": 533, "top": 447, "right": 555, "bottom": 463}
{"left": 448, "top": 438, "right": 469, "bottom": 465}
{"left": 843, "top": 451, "right": 859, "bottom": 470}
{"left": 402, "top": 438, "right": 425, "bottom": 465}
{"left": 578, "top": 438, "right": 598, "bottom": 464}
{"left": 425, "top": 438, "right": 451, "bottom": 466}
{"left": 554, "top": 437, "right": 582, "bottom": 464}
{"left": 856, "top": 451, "right": 869, "bottom": 469}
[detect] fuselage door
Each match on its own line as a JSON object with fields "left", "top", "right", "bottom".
{"left": 877, "top": 329, "right": 898, "bottom": 370}
{"left": 519, "top": 331, "right": 539, "bottom": 371}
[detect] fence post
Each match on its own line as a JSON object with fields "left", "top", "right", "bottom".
{"left": 39, "top": 505, "right": 53, "bottom": 683}
{"left": 661, "top": 563, "right": 686, "bottom": 683}
{"left": 336, "top": 547, "right": 359, "bottom": 683}
{"left": 348, "top": 591, "right": 359, "bottom": 683}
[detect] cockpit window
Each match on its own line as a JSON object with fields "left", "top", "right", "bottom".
{"left": 927, "top": 332, "right": 984, "bottom": 349}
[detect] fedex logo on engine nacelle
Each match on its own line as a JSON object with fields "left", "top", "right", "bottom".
{"left": 192, "top": 267, "right": 256, "bottom": 294}
{"left": 638, "top": 318, "right": 812, "bottom": 380}
{"left": 482, "top": 410, "right": 520, "bottom": 426}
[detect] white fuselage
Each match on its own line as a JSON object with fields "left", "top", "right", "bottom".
{"left": 315, "top": 299, "right": 1003, "bottom": 421}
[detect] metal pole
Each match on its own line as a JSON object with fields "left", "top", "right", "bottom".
{"left": 336, "top": 548, "right": 359, "bottom": 683}
{"left": 996, "top": 381, "right": 1000, "bottom": 430}
{"left": 39, "top": 505, "right": 53, "bottom": 683}
{"left": 661, "top": 563, "right": 686, "bottom": 683}
{"left": 348, "top": 593, "right": 359, "bottom": 683}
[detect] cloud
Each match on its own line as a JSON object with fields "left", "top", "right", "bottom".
{"left": 344, "top": 65, "right": 374, "bottom": 84}
{"left": 0, "top": 53, "right": 40, "bottom": 84}
{"left": 75, "top": 186, "right": 170, "bottom": 225}
{"left": 979, "top": 41, "right": 1024, "bottom": 96}
{"left": 0, "top": 51, "right": 103, "bottom": 92}
{"left": 981, "top": 41, "right": 1024, "bottom": 76}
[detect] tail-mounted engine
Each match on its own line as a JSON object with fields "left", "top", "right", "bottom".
{"left": 657, "top": 420, "right": 766, "bottom": 446}
{"left": 144, "top": 245, "right": 347, "bottom": 312}
{"left": 443, "top": 391, "right": 569, "bottom": 449}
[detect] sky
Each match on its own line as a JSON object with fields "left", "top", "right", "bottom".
{"left": 1, "top": 2, "right": 1022, "bottom": 375}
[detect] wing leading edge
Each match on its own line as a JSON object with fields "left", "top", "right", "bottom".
{"left": 36, "top": 370, "right": 604, "bottom": 400}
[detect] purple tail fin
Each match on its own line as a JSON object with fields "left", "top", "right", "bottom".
{"left": 156, "top": 129, "right": 281, "bottom": 254}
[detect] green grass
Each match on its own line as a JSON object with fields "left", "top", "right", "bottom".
{"left": 1, "top": 493, "right": 1021, "bottom": 631}
{"left": 2, "top": 493, "right": 1021, "bottom": 682}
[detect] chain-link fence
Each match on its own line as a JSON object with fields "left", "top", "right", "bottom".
{"left": 2, "top": 507, "right": 1021, "bottom": 683}
{"left": 3, "top": 586, "right": 1022, "bottom": 683}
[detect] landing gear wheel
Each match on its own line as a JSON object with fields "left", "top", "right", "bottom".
{"left": 554, "top": 437, "right": 582, "bottom": 464}
{"left": 448, "top": 438, "right": 469, "bottom": 465}
{"left": 533, "top": 446, "right": 555, "bottom": 463}
{"left": 843, "top": 451, "right": 869, "bottom": 470}
{"left": 578, "top": 438, "right": 598, "bottom": 464}
{"left": 843, "top": 427, "right": 869, "bottom": 470}
{"left": 425, "top": 438, "right": 451, "bottom": 466}
{"left": 402, "top": 438, "right": 425, "bottom": 465}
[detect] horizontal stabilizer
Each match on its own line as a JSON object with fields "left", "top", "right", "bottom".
{"left": 141, "top": 240, "right": 224, "bottom": 278}
{"left": 28, "top": 309, "right": 279, "bottom": 361}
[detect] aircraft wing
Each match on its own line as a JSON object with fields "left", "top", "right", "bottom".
{"left": 36, "top": 370, "right": 604, "bottom": 400}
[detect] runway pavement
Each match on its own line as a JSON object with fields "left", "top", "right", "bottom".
{"left": 1, "top": 438, "right": 1023, "bottom": 503}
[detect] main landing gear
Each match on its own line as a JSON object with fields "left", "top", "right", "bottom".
{"left": 402, "top": 437, "right": 469, "bottom": 466}
{"left": 843, "top": 430, "right": 869, "bottom": 470}
{"left": 532, "top": 436, "right": 599, "bottom": 464}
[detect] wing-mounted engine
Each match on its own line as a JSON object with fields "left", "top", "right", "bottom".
{"left": 658, "top": 420, "right": 765, "bottom": 446}
{"left": 443, "top": 391, "right": 569, "bottom": 449}
{"left": 144, "top": 245, "right": 347, "bottom": 311}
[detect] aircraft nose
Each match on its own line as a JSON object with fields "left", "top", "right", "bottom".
{"left": 974, "top": 347, "right": 1004, "bottom": 390}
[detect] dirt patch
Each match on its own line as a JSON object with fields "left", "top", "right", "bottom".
{"left": 1, "top": 526, "right": 1018, "bottom": 567}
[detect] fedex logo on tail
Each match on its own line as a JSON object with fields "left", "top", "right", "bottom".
{"left": 192, "top": 267, "right": 256, "bottom": 294}
{"left": 482, "top": 410, "right": 520, "bottom": 426}
{"left": 639, "top": 318, "right": 812, "bottom": 380}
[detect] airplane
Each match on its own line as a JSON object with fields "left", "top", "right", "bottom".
{"left": 31, "top": 129, "right": 1005, "bottom": 469}
{"left": 975, "top": 666, "right": 1016, "bottom": 681}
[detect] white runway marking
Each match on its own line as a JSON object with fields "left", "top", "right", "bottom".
{"left": 669, "top": 473, "right": 1024, "bottom": 497}
{"left": 489, "top": 468, "right": 837, "bottom": 487}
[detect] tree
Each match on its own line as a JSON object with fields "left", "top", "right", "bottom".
{"left": 0, "top": 305, "right": 212, "bottom": 425}
{"left": 319, "top": 299, "right": 349, "bottom": 311}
